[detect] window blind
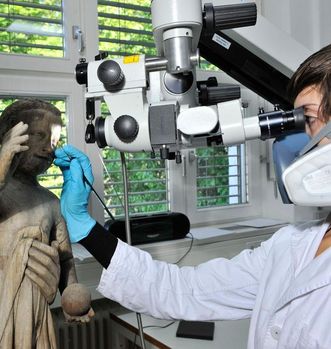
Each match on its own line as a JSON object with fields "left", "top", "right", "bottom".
{"left": 102, "top": 149, "right": 168, "bottom": 218}
{"left": 98, "top": 0, "right": 155, "bottom": 57}
{"left": 196, "top": 144, "right": 247, "bottom": 208}
{"left": 0, "top": 0, "right": 64, "bottom": 57}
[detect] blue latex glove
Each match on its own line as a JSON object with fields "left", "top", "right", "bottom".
{"left": 54, "top": 145, "right": 96, "bottom": 243}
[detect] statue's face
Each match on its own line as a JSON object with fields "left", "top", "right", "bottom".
{"left": 16, "top": 111, "right": 62, "bottom": 177}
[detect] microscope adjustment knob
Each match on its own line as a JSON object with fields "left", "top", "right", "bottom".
{"left": 97, "top": 60, "right": 124, "bottom": 87}
{"left": 113, "top": 115, "right": 139, "bottom": 143}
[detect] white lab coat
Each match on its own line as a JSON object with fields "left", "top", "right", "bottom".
{"left": 98, "top": 218, "right": 331, "bottom": 349}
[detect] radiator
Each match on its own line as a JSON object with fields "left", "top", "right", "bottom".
{"left": 52, "top": 298, "right": 115, "bottom": 349}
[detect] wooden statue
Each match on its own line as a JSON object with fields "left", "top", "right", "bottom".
{"left": 0, "top": 99, "right": 93, "bottom": 349}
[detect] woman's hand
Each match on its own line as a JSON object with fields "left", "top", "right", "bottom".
{"left": 54, "top": 145, "right": 96, "bottom": 242}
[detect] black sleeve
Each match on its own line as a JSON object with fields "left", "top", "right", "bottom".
{"left": 79, "top": 222, "right": 118, "bottom": 269}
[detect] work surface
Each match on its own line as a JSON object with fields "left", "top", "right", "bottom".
{"left": 112, "top": 310, "right": 251, "bottom": 349}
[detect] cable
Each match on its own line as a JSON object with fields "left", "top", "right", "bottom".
{"left": 143, "top": 321, "right": 176, "bottom": 330}
{"left": 98, "top": 153, "right": 125, "bottom": 212}
{"left": 62, "top": 149, "right": 115, "bottom": 220}
{"left": 133, "top": 321, "right": 176, "bottom": 348}
{"left": 174, "top": 232, "right": 194, "bottom": 265}
{"left": 101, "top": 151, "right": 193, "bottom": 347}
{"left": 84, "top": 176, "right": 115, "bottom": 220}
{"left": 131, "top": 233, "right": 194, "bottom": 348}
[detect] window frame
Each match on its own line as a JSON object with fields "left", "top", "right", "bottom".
{"left": 176, "top": 140, "right": 262, "bottom": 226}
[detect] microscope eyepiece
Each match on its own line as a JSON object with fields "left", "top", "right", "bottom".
{"left": 258, "top": 107, "right": 305, "bottom": 140}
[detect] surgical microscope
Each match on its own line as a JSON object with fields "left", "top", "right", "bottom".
{"left": 75, "top": 0, "right": 306, "bottom": 165}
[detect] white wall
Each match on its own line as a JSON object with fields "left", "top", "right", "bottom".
{"left": 257, "top": 0, "right": 331, "bottom": 223}
{"left": 261, "top": 0, "right": 331, "bottom": 51}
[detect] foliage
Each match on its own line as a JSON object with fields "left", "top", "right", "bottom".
{"left": 196, "top": 147, "right": 231, "bottom": 208}
{"left": 102, "top": 148, "right": 168, "bottom": 217}
{"left": 0, "top": 1, "right": 63, "bottom": 57}
{"left": 98, "top": 0, "right": 155, "bottom": 56}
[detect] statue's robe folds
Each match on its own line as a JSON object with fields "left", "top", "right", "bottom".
{"left": 0, "top": 226, "right": 57, "bottom": 349}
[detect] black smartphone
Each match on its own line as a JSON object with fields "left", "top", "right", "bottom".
{"left": 176, "top": 320, "right": 215, "bottom": 341}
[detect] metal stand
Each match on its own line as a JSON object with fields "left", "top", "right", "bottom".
{"left": 120, "top": 152, "right": 147, "bottom": 349}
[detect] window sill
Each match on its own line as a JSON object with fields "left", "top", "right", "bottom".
{"left": 71, "top": 217, "right": 286, "bottom": 263}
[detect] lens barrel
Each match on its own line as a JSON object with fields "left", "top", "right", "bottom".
{"left": 258, "top": 107, "right": 305, "bottom": 140}
{"left": 95, "top": 117, "right": 107, "bottom": 148}
{"left": 75, "top": 62, "right": 88, "bottom": 85}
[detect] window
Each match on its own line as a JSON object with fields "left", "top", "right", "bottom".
{"left": 98, "top": 0, "right": 155, "bottom": 57}
{"left": 102, "top": 149, "right": 168, "bottom": 217}
{"left": 0, "top": 0, "right": 64, "bottom": 57}
{"left": 196, "top": 144, "right": 247, "bottom": 208}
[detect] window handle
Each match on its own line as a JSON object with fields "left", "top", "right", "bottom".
{"left": 72, "top": 25, "right": 85, "bottom": 53}
{"left": 188, "top": 150, "right": 196, "bottom": 163}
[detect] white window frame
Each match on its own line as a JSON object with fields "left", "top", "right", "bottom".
{"left": 168, "top": 141, "right": 262, "bottom": 226}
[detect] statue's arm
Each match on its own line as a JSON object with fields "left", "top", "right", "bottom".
{"left": 55, "top": 205, "right": 94, "bottom": 322}
{"left": 55, "top": 215, "right": 78, "bottom": 293}
{"left": 0, "top": 122, "right": 29, "bottom": 190}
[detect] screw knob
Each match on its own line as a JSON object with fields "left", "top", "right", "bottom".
{"left": 113, "top": 115, "right": 139, "bottom": 143}
{"left": 97, "top": 60, "right": 124, "bottom": 87}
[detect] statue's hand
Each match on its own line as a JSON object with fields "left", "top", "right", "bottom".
{"left": 25, "top": 240, "right": 61, "bottom": 304}
{"left": 63, "top": 307, "right": 95, "bottom": 323}
{"left": 61, "top": 283, "right": 95, "bottom": 323}
{"left": 0, "top": 122, "right": 29, "bottom": 185}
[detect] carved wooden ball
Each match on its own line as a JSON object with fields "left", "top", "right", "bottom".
{"left": 61, "top": 283, "right": 91, "bottom": 316}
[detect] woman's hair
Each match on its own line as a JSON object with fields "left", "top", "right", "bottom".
{"left": 0, "top": 98, "right": 62, "bottom": 142}
{"left": 288, "top": 44, "right": 331, "bottom": 121}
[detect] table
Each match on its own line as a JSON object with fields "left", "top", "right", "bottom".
{"left": 110, "top": 311, "right": 250, "bottom": 349}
